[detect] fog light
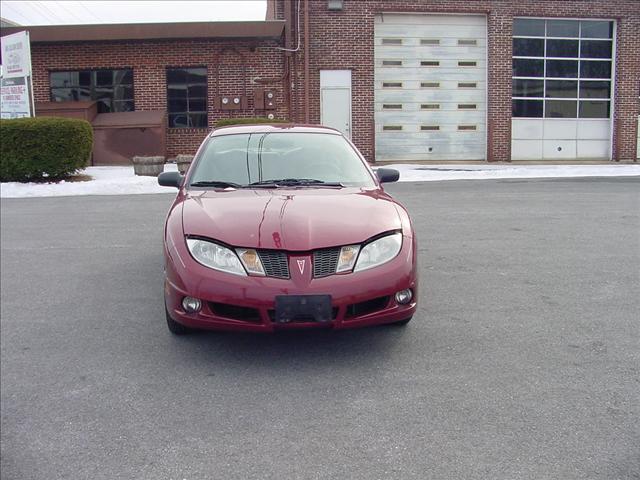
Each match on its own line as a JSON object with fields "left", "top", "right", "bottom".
{"left": 395, "top": 289, "right": 413, "bottom": 305}
{"left": 182, "top": 296, "right": 202, "bottom": 313}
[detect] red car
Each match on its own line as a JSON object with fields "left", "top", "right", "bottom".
{"left": 158, "top": 124, "right": 417, "bottom": 334}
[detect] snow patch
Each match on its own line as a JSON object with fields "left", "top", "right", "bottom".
{"left": 1, "top": 163, "right": 638, "bottom": 198}
{"left": 1, "top": 164, "right": 179, "bottom": 198}
{"left": 383, "top": 164, "right": 640, "bottom": 182}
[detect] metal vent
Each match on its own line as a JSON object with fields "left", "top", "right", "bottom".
{"left": 313, "top": 248, "right": 341, "bottom": 278}
{"left": 257, "top": 250, "right": 289, "bottom": 279}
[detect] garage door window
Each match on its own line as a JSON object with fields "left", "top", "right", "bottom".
{"left": 512, "top": 18, "right": 614, "bottom": 118}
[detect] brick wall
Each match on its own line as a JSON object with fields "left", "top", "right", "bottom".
{"left": 287, "top": 0, "right": 639, "bottom": 162}
{"left": 31, "top": 38, "right": 289, "bottom": 157}
{"left": 28, "top": 1, "right": 639, "bottom": 162}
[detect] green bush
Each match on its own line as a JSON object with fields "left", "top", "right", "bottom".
{"left": 0, "top": 116, "right": 93, "bottom": 182}
{"left": 215, "top": 117, "right": 289, "bottom": 128}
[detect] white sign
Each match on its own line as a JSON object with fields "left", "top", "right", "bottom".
{"left": 1, "top": 31, "right": 32, "bottom": 78}
{"left": 1, "top": 77, "right": 31, "bottom": 118}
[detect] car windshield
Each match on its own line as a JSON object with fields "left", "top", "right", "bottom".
{"left": 188, "top": 132, "right": 376, "bottom": 188}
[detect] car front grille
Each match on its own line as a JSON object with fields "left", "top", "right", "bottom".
{"left": 313, "top": 248, "right": 341, "bottom": 278}
{"left": 257, "top": 250, "right": 290, "bottom": 279}
{"left": 255, "top": 247, "right": 345, "bottom": 279}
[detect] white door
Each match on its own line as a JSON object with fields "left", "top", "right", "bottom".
{"left": 374, "top": 14, "right": 487, "bottom": 161}
{"left": 320, "top": 70, "right": 351, "bottom": 138}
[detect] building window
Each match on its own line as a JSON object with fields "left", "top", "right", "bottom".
{"left": 512, "top": 18, "right": 614, "bottom": 118}
{"left": 166, "top": 67, "right": 207, "bottom": 128}
{"left": 49, "top": 69, "right": 134, "bottom": 113}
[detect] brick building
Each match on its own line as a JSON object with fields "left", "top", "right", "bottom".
{"left": 2, "top": 0, "right": 639, "bottom": 163}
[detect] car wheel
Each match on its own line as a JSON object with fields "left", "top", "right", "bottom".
{"left": 391, "top": 315, "right": 413, "bottom": 326}
{"left": 166, "top": 307, "right": 191, "bottom": 335}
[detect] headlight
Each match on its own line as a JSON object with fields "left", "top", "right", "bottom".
{"left": 186, "top": 238, "right": 246, "bottom": 276}
{"left": 354, "top": 232, "right": 402, "bottom": 272}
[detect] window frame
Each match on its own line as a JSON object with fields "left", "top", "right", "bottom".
{"left": 49, "top": 68, "right": 134, "bottom": 113}
{"left": 166, "top": 66, "right": 208, "bottom": 129}
{"left": 512, "top": 17, "right": 615, "bottom": 119}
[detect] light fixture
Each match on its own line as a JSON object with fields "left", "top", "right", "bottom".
{"left": 182, "top": 296, "right": 202, "bottom": 313}
{"left": 395, "top": 289, "right": 413, "bottom": 305}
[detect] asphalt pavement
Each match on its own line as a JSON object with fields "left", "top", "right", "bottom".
{"left": 1, "top": 178, "right": 639, "bottom": 480}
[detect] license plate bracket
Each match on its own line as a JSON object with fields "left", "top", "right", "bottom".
{"left": 274, "top": 295, "right": 332, "bottom": 323}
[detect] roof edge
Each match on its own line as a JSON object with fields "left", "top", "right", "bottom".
{"left": 0, "top": 20, "right": 285, "bottom": 43}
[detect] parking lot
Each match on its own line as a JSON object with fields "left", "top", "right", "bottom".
{"left": 1, "top": 178, "right": 639, "bottom": 479}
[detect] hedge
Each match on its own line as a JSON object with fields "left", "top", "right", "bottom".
{"left": 0, "top": 116, "right": 93, "bottom": 182}
{"left": 215, "top": 117, "right": 290, "bottom": 128}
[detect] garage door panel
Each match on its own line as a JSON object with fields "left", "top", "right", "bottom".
{"left": 375, "top": 67, "right": 486, "bottom": 80}
{"left": 375, "top": 14, "right": 487, "bottom": 161}
{"left": 576, "top": 120, "right": 610, "bottom": 140}
{"left": 577, "top": 140, "right": 610, "bottom": 159}
{"left": 378, "top": 132, "right": 484, "bottom": 145}
{"left": 375, "top": 25, "right": 486, "bottom": 39}
{"left": 376, "top": 96, "right": 487, "bottom": 105}
{"left": 377, "top": 142, "right": 486, "bottom": 154}
{"left": 376, "top": 90, "right": 485, "bottom": 102}
{"left": 375, "top": 80, "right": 486, "bottom": 89}
{"left": 378, "top": 13, "right": 486, "bottom": 25}
{"left": 375, "top": 47, "right": 487, "bottom": 61}
{"left": 376, "top": 143, "right": 486, "bottom": 161}
{"left": 512, "top": 140, "right": 544, "bottom": 160}
{"left": 375, "top": 111, "right": 486, "bottom": 123}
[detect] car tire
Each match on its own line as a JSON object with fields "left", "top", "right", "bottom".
{"left": 166, "top": 307, "right": 191, "bottom": 335}
{"left": 391, "top": 315, "right": 413, "bottom": 326}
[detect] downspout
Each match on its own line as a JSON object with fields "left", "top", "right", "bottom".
{"left": 304, "top": 0, "right": 310, "bottom": 123}
{"left": 254, "top": 1, "right": 293, "bottom": 117}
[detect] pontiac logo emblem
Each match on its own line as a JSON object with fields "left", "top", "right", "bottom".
{"left": 297, "top": 259, "right": 306, "bottom": 274}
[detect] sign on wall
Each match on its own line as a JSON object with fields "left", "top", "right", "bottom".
{"left": 1, "top": 30, "right": 33, "bottom": 118}
{"left": 1, "top": 77, "right": 31, "bottom": 119}
{"left": 1, "top": 31, "right": 32, "bottom": 78}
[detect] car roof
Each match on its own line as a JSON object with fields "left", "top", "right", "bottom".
{"left": 209, "top": 123, "right": 342, "bottom": 137}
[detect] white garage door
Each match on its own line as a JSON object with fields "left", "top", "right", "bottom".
{"left": 511, "top": 18, "right": 615, "bottom": 161}
{"left": 374, "top": 14, "right": 487, "bottom": 161}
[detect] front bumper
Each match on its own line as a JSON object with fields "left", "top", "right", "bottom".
{"left": 164, "top": 236, "right": 417, "bottom": 332}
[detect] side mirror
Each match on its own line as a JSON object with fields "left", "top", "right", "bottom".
{"left": 376, "top": 168, "right": 400, "bottom": 184}
{"left": 158, "top": 171, "right": 184, "bottom": 189}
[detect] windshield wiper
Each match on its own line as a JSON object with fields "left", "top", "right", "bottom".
{"left": 190, "top": 180, "right": 244, "bottom": 189}
{"left": 249, "top": 178, "right": 344, "bottom": 187}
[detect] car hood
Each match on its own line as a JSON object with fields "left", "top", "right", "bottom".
{"left": 181, "top": 187, "right": 402, "bottom": 250}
